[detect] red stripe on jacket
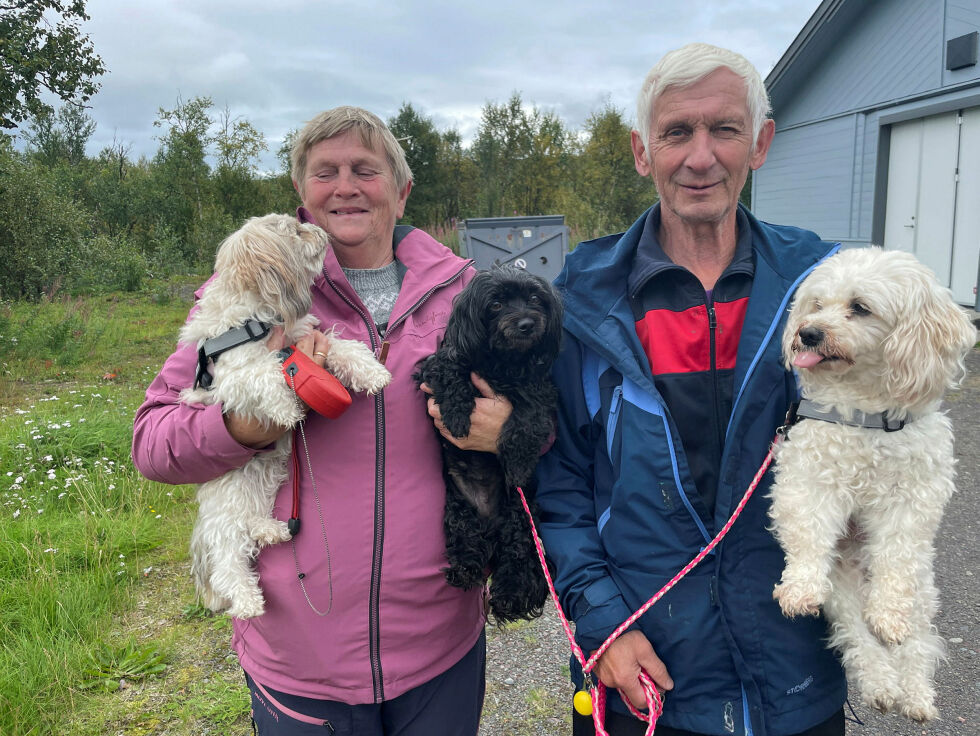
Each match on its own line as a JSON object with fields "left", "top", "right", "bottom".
{"left": 635, "top": 297, "right": 749, "bottom": 376}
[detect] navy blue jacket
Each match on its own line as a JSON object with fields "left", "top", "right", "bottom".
{"left": 536, "top": 206, "right": 847, "bottom": 735}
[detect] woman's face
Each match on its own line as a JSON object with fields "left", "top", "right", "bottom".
{"left": 297, "top": 131, "right": 411, "bottom": 268}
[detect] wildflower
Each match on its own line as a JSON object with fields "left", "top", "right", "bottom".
{"left": 12, "top": 509, "right": 20, "bottom": 519}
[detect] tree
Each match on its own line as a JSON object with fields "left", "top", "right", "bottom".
{"left": 388, "top": 102, "right": 442, "bottom": 227}
{"left": 23, "top": 103, "right": 96, "bottom": 166}
{"left": 213, "top": 105, "right": 269, "bottom": 221}
{"left": 472, "top": 93, "right": 569, "bottom": 217}
{"left": 572, "top": 104, "right": 653, "bottom": 237}
{"left": 0, "top": 1, "right": 106, "bottom": 129}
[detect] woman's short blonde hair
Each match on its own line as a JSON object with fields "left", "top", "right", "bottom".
{"left": 291, "top": 106, "right": 413, "bottom": 195}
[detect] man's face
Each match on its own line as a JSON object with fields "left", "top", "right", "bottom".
{"left": 632, "top": 68, "right": 774, "bottom": 228}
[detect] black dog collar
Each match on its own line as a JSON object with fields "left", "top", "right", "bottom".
{"left": 194, "top": 319, "right": 271, "bottom": 389}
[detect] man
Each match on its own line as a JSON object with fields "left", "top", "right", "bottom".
{"left": 535, "top": 43, "right": 848, "bottom": 736}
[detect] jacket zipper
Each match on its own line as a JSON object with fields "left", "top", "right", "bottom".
{"left": 324, "top": 261, "right": 471, "bottom": 703}
{"left": 707, "top": 303, "right": 724, "bottom": 509}
{"left": 323, "top": 271, "right": 387, "bottom": 702}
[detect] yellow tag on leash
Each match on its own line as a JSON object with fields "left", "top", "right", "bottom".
{"left": 573, "top": 689, "right": 593, "bottom": 716}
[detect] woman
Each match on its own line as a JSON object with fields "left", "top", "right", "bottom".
{"left": 132, "top": 107, "right": 506, "bottom": 735}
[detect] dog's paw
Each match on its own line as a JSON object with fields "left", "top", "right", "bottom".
{"left": 863, "top": 688, "right": 898, "bottom": 715}
{"left": 865, "top": 607, "right": 913, "bottom": 646}
{"left": 443, "top": 563, "right": 484, "bottom": 591}
{"left": 226, "top": 592, "right": 266, "bottom": 619}
{"left": 344, "top": 363, "right": 392, "bottom": 395}
{"left": 326, "top": 339, "right": 392, "bottom": 394}
{"left": 441, "top": 408, "right": 472, "bottom": 439}
{"left": 899, "top": 696, "right": 938, "bottom": 723}
{"left": 773, "top": 580, "right": 823, "bottom": 618}
{"left": 249, "top": 518, "right": 292, "bottom": 547}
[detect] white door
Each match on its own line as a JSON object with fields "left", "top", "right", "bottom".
{"left": 951, "top": 107, "right": 980, "bottom": 306}
{"left": 883, "top": 112, "right": 959, "bottom": 289}
{"left": 884, "top": 108, "right": 980, "bottom": 304}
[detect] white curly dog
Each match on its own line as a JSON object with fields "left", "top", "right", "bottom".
{"left": 179, "top": 213, "right": 391, "bottom": 618}
{"left": 769, "top": 246, "right": 976, "bottom": 722}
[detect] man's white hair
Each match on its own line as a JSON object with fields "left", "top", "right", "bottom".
{"left": 635, "top": 43, "right": 771, "bottom": 149}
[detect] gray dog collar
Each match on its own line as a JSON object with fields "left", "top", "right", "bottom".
{"left": 794, "top": 398, "right": 909, "bottom": 432}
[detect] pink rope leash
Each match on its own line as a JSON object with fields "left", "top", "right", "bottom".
{"left": 517, "top": 441, "right": 778, "bottom": 736}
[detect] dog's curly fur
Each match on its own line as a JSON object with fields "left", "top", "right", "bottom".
{"left": 179, "top": 214, "right": 391, "bottom": 618}
{"left": 769, "top": 247, "right": 976, "bottom": 721}
{"left": 415, "top": 266, "right": 563, "bottom": 624}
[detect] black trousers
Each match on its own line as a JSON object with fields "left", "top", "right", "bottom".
{"left": 572, "top": 706, "right": 844, "bottom": 736}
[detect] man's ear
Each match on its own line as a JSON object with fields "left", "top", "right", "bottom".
{"left": 750, "top": 119, "right": 776, "bottom": 170}
{"left": 631, "top": 130, "right": 652, "bottom": 177}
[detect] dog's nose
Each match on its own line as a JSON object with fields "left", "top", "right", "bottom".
{"left": 517, "top": 317, "right": 535, "bottom": 334}
{"left": 799, "top": 325, "right": 824, "bottom": 347}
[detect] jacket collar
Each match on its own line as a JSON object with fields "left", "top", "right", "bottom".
{"left": 556, "top": 204, "right": 837, "bottom": 393}
{"left": 297, "top": 206, "right": 472, "bottom": 326}
{"left": 627, "top": 204, "right": 755, "bottom": 300}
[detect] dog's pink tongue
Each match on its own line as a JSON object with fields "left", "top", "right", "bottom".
{"left": 793, "top": 351, "right": 825, "bottom": 368}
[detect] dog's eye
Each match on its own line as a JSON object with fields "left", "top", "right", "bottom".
{"left": 489, "top": 301, "right": 503, "bottom": 313}
{"left": 528, "top": 294, "right": 541, "bottom": 306}
{"left": 850, "top": 301, "right": 871, "bottom": 317}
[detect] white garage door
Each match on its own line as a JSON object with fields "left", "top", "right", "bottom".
{"left": 883, "top": 107, "right": 980, "bottom": 305}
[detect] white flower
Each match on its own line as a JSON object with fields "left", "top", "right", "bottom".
{"left": 14, "top": 476, "right": 22, "bottom": 484}
{"left": 12, "top": 509, "right": 20, "bottom": 519}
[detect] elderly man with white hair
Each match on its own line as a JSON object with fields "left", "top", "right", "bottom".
{"left": 535, "top": 44, "right": 848, "bottom": 736}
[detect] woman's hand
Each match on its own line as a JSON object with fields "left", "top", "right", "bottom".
{"left": 423, "top": 373, "right": 511, "bottom": 454}
{"left": 224, "top": 327, "right": 334, "bottom": 448}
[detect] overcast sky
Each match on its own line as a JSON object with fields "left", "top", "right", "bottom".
{"left": 59, "top": 0, "right": 823, "bottom": 173}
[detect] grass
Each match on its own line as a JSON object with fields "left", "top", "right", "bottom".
{"left": 0, "top": 278, "right": 255, "bottom": 735}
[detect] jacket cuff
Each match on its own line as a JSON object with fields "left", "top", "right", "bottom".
{"left": 573, "top": 577, "right": 635, "bottom": 652}
{"left": 202, "top": 402, "right": 270, "bottom": 460}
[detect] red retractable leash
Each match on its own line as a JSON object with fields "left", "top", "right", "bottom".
{"left": 517, "top": 433, "right": 784, "bottom": 735}
{"left": 279, "top": 345, "right": 354, "bottom": 537}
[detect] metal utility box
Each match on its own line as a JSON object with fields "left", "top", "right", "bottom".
{"left": 460, "top": 215, "right": 569, "bottom": 282}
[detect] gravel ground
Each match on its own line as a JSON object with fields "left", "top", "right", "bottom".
{"left": 480, "top": 345, "right": 979, "bottom": 736}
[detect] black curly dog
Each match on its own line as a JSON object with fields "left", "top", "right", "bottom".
{"left": 415, "top": 266, "right": 562, "bottom": 624}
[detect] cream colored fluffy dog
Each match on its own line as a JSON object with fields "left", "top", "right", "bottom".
{"left": 769, "top": 247, "right": 976, "bottom": 721}
{"left": 180, "top": 214, "right": 390, "bottom": 618}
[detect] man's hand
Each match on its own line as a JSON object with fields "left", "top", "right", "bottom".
{"left": 593, "top": 630, "right": 673, "bottom": 712}
{"left": 224, "top": 327, "right": 334, "bottom": 448}
{"left": 423, "top": 372, "right": 512, "bottom": 454}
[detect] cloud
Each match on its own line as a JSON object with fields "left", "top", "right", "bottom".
{"left": 67, "top": 0, "right": 821, "bottom": 171}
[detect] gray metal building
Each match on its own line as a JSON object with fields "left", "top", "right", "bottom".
{"left": 752, "top": 0, "right": 980, "bottom": 305}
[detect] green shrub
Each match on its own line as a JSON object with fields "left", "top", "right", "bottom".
{"left": 0, "top": 140, "right": 89, "bottom": 301}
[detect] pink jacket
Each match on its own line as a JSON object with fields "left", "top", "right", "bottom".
{"left": 132, "top": 223, "right": 483, "bottom": 704}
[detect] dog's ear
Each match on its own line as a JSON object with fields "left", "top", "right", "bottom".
{"left": 443, "top": 272, "right": 491, "bottom": 361}
{"left": 215, "top": 216, "right": 315, "bottom": 327}
{"left": 882, "top": 262, "right": 977, "bottom": 409}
